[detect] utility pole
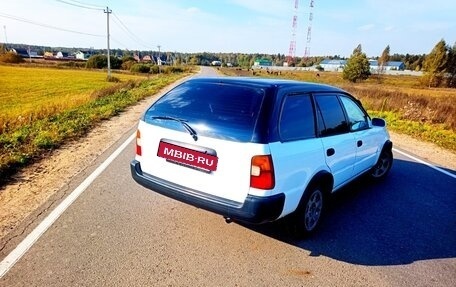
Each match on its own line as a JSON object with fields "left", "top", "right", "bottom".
{"left": 157, "top": 45, "right": 161, "bottom": 74}
{"left": 104, "top": 7, "right": 112, "bottom": 79}
{"left": 3, "top": 25, "right": 7, "bottom": 46}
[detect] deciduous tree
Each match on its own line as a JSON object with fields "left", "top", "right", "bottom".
{"left": 422, "top": 39, "right": 448, "bottom": 87}
{"left": 446, "top": 42, "right": 456, "bottom": 88}
{"left": 343, "top": 44, "right": 371, "bottom": 82}
{"left": 378, "top": 45, "right": 390, "bottom": 74}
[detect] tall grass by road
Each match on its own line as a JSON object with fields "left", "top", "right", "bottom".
{"left": 0, "top": 65, "right": 192, "bottom": 184}
{"left": 220, "top": 68, "right": 456, "bottom": 152}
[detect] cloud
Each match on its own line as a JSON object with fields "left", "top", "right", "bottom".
{"left": 357, "top": 24, "right": 375, "bottom": 31}
{"left": 229, "top": 0, "right": 288, "bottom": 16}
{"left": 384, "top": 25, "right": 395, "bottom": 32}
{"left": 186, "top": 7, "right": 201, "bottom": 14}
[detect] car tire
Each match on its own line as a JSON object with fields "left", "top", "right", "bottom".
{"left": 369, "top": 148, "right": 393, "bottom": 180}
{"left": 287, "top": 184, "right": 325, "bottom": 238}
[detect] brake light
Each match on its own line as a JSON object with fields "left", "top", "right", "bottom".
{"left": 135, "top": 130, "right": 142, "bottom": 156}
{"left": 250, "top": 155, "right": 275, "bottom": 189}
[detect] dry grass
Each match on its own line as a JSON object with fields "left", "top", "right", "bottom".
{"left": 339, "top": 84, "right": 456, "bottom": 130}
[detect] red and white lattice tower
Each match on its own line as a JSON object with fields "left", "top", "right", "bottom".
{"left": 287, "top": 0, "right": 299, "bottom": 65}
{"left": 303, "top": 0, "right": 314, "bottom": 59}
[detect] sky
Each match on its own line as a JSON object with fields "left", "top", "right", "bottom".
{"left": 1, "top": 0, "right": 455, "bottom": 57}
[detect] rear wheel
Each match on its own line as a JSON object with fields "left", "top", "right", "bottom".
{"left": 370, "top": 149, "right": 393, "bottom": 180}
{"left": 288, "top": 185, "right": 325, "bottom": 237}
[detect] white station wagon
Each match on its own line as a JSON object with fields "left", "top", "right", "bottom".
{"left": 131, "top": 77, "right": 393, "bottom": 236}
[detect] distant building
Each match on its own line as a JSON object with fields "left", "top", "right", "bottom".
{"left": 369, "top": 60, "right": 405, "bottom": 71}
{"left": 44, "top": 51, "right": 55, "bottom": 59}
{"left": 319, "top": 59, "right": 347, "bottom": 72}
{"left": 157, "top": 57, "right": 167, "bottom": 65}
{"left": 142, "top": 55, "right": 152, "bottom": 62}
{"left": 319, "top": 59, "right": 405, "bottom": 72}
{"left": 211, "top": 60, "right": 222, "bottom": 66}
{"left": 75, "top": 50, "right": 92, "bottom": 60}
{"left": 56, "top": 51, "right": 69, "bottom": 59}
{"left": 11, "top": 48, "right": 40, "bottom": 58}
{"left": 11, "top": 48, "right": 30, "bottom": 58}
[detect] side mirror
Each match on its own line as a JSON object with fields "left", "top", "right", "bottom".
{"left": 372, "top": 118, "right": 386, "bottom": 127}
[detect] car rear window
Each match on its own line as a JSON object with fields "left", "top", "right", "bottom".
{"left": 144, "top": 81, "right": 266, "bottom": 142}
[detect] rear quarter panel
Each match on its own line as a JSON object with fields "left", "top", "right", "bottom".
{"left": 268, "top": 139, "right": 329, "bottom": 217}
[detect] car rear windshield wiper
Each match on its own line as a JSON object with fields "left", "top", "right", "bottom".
{"left": 151, "top": 116, "right": 198, "bottom": 141}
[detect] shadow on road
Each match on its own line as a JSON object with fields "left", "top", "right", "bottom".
{"left": 244, "top": 158, "right": 456, "bottom": 266}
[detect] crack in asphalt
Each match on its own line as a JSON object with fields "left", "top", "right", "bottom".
{"left": 0, "top": 179, "right": 73, "bottom": 253}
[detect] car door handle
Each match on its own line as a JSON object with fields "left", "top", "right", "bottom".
{"left": 357, "top": 140, "right": 363, "bottom": 147}
{"left": 326, "top": 148, "right": 335, "bottom": 157}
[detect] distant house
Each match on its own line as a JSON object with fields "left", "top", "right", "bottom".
{"left": 11, "top": 48, "right": 29, "bottom": 57}
{"left": 253, "top": 58, "right": 272, "bottom": 67}
{"left": 56, "top": 51, "right": 69, "bottom": 59}
{"left": 75, "top": 50, "right": 92, "bottom": 60}
{"left": 11, "top": 48, "right": 40, "bottom": 58}
{"left": 44, "top": 51, "right": 55, "bottom": 59}
{"left": 211, "top": 60, "right": 222, "bottom": 66}
{"left": 157, "top": 57, "right": 167, "bottom": 65}
{"left": 142, "top": 55, "right": 152, "bottom": 62}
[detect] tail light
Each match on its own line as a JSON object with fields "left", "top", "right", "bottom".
{"left": 250, "top": 155, "right": 275, "bottom": 189}
{"left": 135, "top": 130, "right": 142, "bottom": 156}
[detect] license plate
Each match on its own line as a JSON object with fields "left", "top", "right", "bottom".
{"left": 157, "top": 141, "right": 218, "bottom": 172}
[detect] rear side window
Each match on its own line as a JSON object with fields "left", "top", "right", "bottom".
{"left": 339, "top": 96, "right": 369, "bottom": 131}
{"left": 279, "top": 94, "right": 315, "bottom": 141}
{"left": 144, "top": 82, "right": 265, "bottom": 142}
{"left": 315, "top": 95, "right": 349, "bottom": 137}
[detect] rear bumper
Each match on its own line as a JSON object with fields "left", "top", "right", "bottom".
{"left": 130, "top": 160, "right": 285, "bottom": 224}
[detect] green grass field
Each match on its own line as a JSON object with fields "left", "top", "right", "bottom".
{"left": 0, "top": 66, "right": 148, "bottom": 133}
{"left": 0, "top": 65, "right": 192, "bottom": 184}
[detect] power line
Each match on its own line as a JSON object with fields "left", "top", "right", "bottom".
{"left": 55, "top": 0, "right": 104, "bottom": 11}
{"left": 56, "top": 0, "right": 156, "bottom": 51}
{"left": 0, "top": 12, "right": 104, "bottom": 37}
{"left": 111, "top": 37, "right": 130, "bottom": 50}
{"left": 64, "top": 0, "right": 104, "bottom": 8}
{"left": 111, "top": 12, "right": 155, "bottom": 49}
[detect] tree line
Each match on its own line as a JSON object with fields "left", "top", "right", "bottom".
{"left": 342, "top": 39, "right": 455, "bottom": 88}
{"left": 2, "top": 39, "right": 455, "bottom": 88}
{"left": 0, "top": 42, "right": 429, "bottom": 70}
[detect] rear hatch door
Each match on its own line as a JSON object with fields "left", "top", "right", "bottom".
{"left": 136, "top": 80, "right": 269, "bottom": 203}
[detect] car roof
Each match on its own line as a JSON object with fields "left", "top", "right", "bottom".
{"left": 186, "top": 77, "right": 346, "bottom": 94}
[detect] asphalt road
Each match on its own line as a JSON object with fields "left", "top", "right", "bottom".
{"left": 1, "top": 67, "right": 455, "bottom": 286}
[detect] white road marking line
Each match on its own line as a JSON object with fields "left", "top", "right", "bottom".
{"left": 393, "top": 148, "right": 456, "bottom": 179}
{"left": 0, "top": 132, "right": 136, "bottom": 279}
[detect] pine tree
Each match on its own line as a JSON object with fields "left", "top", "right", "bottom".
{"left": 423, "top": 39, "right": 448, "bottom": 87}
{"left": 343, "top": 44, "right": 371, "bottom": 83}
